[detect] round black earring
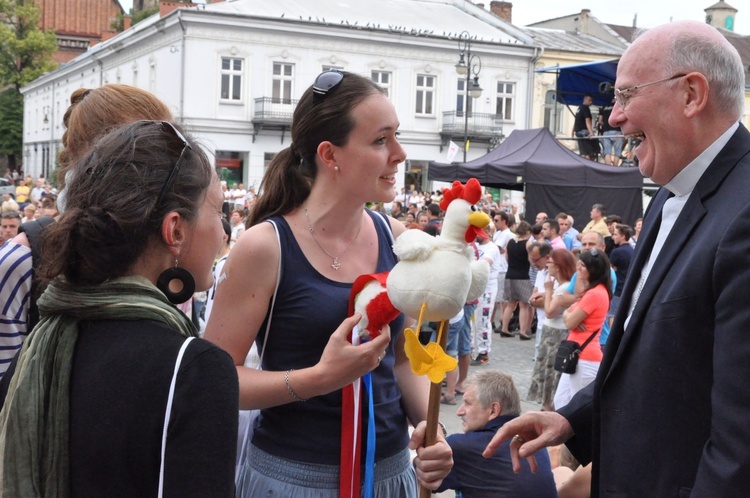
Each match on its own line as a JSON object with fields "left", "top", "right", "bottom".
{"left": 157, "top": 262, "right": 195, "bottom": 304}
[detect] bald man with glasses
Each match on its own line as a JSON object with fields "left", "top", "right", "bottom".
{"left": 486, "top": 21, "right": 750, "bottom": 496}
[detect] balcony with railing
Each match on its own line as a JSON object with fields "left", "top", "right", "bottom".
{"left": 251, "top": 97, "right": 298, "bottom": 143}
{"left": 440, "top": 111, "right": 506, "bottom": 141}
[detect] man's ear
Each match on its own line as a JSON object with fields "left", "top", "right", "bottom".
{"left": 682, "top": 72, "right": 709, "bottom": 118}
{"left": 488, "top": 401, "right": 502, "bottom": 421}
{"left": 161, "top": 211, "right": 184, "bottom": 258}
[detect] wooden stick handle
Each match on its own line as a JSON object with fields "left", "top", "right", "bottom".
{"left": 419, "top": 320, "right": 449, "bottom": 498}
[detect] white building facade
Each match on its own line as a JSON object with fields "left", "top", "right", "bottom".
{"left": 22, "top": 0, "right": 538, "bottom": 191}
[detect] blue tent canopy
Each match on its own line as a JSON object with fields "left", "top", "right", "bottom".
{"left": 536, "top": 59, "right": 619, "bottom": 107}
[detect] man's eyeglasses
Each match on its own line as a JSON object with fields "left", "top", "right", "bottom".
{"left": 530, "top": 255, "right": 545, "bottom": 264}
{"left": 312, "top": 70, "right": 344, "bottom": 106}
{"left": 614, "top": 74, "right": 686, "bottom": 110}
{"left": 144, "top": 121, "right": 191, "bottom": 209}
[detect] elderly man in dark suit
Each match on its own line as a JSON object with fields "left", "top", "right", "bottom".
{"left": 484, "top": 20, "right": 750, "bottom": 497}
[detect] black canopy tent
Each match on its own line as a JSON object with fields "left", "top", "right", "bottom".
{"left": 428, "top": 128, "right": 644, "bottom": 230}
{"left": 536, "top": 59, "right": 620, "bottom": 107}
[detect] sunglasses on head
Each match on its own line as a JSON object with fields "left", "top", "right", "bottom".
{"left": 312, "top": 70, "right": 344, "bottom": 106}
{"left": 133, "top": 121, "right": 192, "bottom": 209}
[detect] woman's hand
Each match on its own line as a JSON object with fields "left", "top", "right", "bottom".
{"left": 314, "top": 314, "right": 391, "bottom": 394}
{"left": 564, "top": 307, "right": 590, "bottom": 331}
{"left": 544, "top": 277, "right": 554, "bottom": 292}
{"left": 409, "top": 421, "right": 454, "bottom": 490}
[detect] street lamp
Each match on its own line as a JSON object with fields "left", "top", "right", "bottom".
{"left": 455, "top": 31, "right": 482, "bottom": 162}
{"left": 42, "top": 106, "right": 50, "bottom": 126}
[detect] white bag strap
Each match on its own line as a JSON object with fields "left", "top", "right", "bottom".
{"left": 257, "top": 219, "right": 282, "bottom": 366}
{"left": 158, "top": 336, "right": 196, "bottom": 498}
{"left": 374, "top": 210, "right": 395, "bottom": 246}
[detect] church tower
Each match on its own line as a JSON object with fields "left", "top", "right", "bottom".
{"left": 705, "top": 0, "right": 738, "bottom": 31}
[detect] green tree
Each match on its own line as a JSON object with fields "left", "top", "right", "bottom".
{"left": 0, "top": 88, "right": 22, "bottom": 170}
{"left": 111, "top": 7, "right": 159, "bottom": 32}
{"left": 0, "top": 0, "right": 57, "bottom": 90}
{"left": 0, "top": 0, "right": 57, "bottom": 172}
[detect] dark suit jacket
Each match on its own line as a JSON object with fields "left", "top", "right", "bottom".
{"left": 559, "top": 124, "right": 750, "bottom": 497}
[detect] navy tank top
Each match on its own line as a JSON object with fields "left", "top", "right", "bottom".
{"left": 253, "top": 209, "right": 409, "bottom": 465}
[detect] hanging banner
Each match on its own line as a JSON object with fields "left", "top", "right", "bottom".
{"left": 446, "top": 141, "right": 459, "bottom": 162}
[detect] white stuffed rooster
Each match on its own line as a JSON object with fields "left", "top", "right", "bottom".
{"left": 386, "top": 178, "right": 491, "bottom": 323}
{"left": 345, "top": 179, "right": 492, "bottom": 498}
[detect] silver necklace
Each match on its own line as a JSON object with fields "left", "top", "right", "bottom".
{"left": 304, "top": 208, "right": 363, "bottom": 270}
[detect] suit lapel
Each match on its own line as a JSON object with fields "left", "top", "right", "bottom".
{"left": 600, "top": 187, "right": 669, "bottom": 375}
{"left": 603, "top": 124, "right": 750, "bottom": 379}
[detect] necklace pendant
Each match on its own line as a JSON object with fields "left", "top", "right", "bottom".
{"left": 331, "top": 258, "right": 341, "bottom": 270}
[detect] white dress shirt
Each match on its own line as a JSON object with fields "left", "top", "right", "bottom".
{"left": 625, "top": 123, "right": 739, "bottom": 329}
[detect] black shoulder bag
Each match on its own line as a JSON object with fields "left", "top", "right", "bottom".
{"left": 554, "top": 328, "right": 600, "bottom": 374}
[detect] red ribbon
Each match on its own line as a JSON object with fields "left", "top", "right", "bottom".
{"left": 340, "top": 272, "right": 391, "bottom": 497}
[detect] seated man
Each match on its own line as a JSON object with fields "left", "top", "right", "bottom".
{"left": 437, "top": 370, "right": 557, "bottom": 498}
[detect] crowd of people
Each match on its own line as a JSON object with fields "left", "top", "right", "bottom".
{"left": 0, "top": 176, "right": 60, "bottom": 246}
{"left": 572, "top": 93, "right": 642, "bottom": 167}
{"left": 0, "top": 18, "right": 748, "bottom": 498}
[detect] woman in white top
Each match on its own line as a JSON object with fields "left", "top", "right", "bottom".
{"left": 527, "top": 249, "right": 578, "bottom": 411}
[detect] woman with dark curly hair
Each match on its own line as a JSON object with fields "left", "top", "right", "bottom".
{"left": 0, "top": 85, "right": 173, "bottom": 378}
{"left": 0, "top": 121, "right": 238, "bottom": 496}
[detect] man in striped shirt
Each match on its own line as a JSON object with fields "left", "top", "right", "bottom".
{"left": 0, "top": 235, "right": 33, "bottom": 378}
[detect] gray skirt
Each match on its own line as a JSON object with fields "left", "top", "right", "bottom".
{"left": 237, "top": 444, "right": 417, "bottom": 497}
{"left": 504, "top": 278, "right": 533, "bottom": 303}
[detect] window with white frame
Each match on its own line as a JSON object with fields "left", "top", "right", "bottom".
{"left": 220, "top": 57, "right": 243, "bottom": 101}
{"left": 415, "top": 74, "right": 435, "bottom": 115}
{"left": 456, "top": 79, "right": 473, "bottom": 116}
{"left": 273, "top": 62, "right": 294, "bottom": 103}
{"left": 544, "top": 89, "right": 564, "bottom": 134}
{"left": 371, "top": 70, "right": 391, "bottom": 97}
{"left": 495, "top": 82, "right": 514, "bottom": 121}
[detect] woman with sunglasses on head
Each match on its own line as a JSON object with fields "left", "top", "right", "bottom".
{"left": 204, "top": 71, "right": 452, "bottom": 496}
{"left": 553, "top": 249, "right": 612, "bottom": 410}
{"left": 0, "top": 121, "right": 238, "bottom": 496}
{"left": 0, "top": 85, "right": 176, "bottom": 379}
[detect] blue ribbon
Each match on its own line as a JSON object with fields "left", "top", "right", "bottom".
{"left": 363, "top": 371, "right": 376, "bottom": 498}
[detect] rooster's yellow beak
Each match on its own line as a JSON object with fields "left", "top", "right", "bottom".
{"left": 469, "top": 211, "right": 491, "bottom": 229}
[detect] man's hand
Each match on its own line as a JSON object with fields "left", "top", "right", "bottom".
{"left": 483, "top": 411, "right": 574, "bottom": 473}
{"left": 529, "top": 291, "right": 545, "bottom": 309}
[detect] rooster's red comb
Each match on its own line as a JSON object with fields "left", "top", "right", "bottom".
{"left": 440, "top": 178, "right": 482, "bottom": 211}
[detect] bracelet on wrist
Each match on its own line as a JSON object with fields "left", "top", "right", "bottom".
{"left": 285, "top": 369, "right": 309, "bottom": 402}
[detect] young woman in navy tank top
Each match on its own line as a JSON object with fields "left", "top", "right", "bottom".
{"left": 205, "top": 71, "right": 453, "bottom": 496}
